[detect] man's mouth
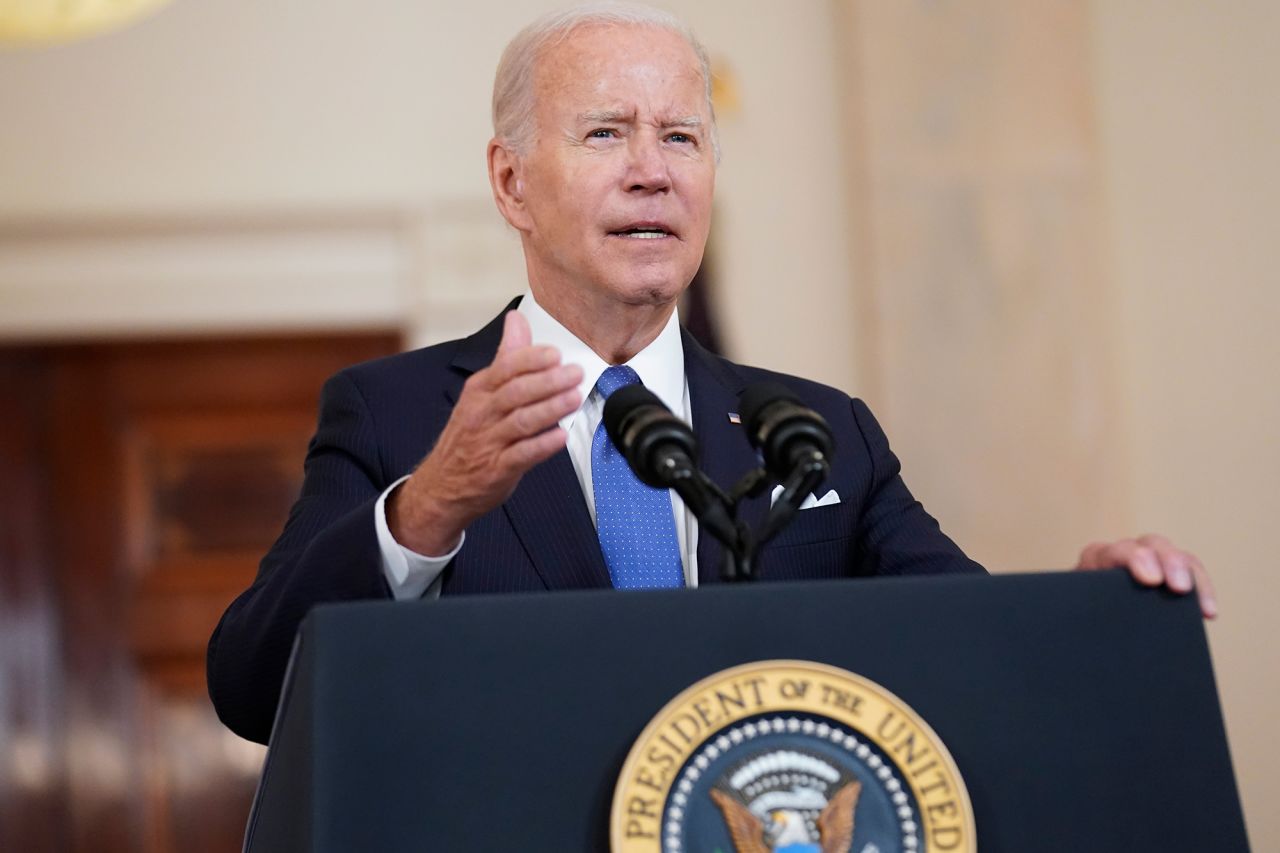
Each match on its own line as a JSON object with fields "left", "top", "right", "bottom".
{"left": 608, "top": 224, "right": 676, "bottom": 240}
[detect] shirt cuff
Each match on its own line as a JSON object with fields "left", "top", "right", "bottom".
{"left": 375, "top": 475, "right": 464, "bottom": 600}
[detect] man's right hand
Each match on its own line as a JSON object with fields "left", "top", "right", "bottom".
{"left": 387, "top": 310, "right": 583, "bottom": 556}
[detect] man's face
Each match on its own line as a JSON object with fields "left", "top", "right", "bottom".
{"left": 513, "top": 24, "right": 716, "bottom": 312}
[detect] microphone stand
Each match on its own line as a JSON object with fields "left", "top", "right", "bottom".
{"left": 662, "top": 463, "right": 767, "bottom": 583}
{"left": 661, "top": 462, "right": 751, "bottom": 581}
{"left": 712, "top": 450, "right": 830, "bottom": 583}
{"left": 756, "top": 450, "right": 830, "bottom": 545}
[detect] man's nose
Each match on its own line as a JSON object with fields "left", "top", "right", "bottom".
{"left": 624, "top": 133, "right": 671, "bottom": 193}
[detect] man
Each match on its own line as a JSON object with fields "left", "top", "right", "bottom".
{"left": 207, "top": 3, "right": 1215, "bottom": 746}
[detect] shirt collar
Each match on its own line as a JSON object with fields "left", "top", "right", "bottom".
{"left": 517, "top": 289, "right": 686, "bottom": 429}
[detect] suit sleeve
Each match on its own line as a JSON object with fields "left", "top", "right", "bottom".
{"left": 207, "top": 370, "right": 396, "bottom": 744}
{"left": 850, "top": 398, "right": 987, "bottom": 577}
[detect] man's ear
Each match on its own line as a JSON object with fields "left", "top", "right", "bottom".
{"left": 488, "top": 138, "right": 533, "bottom": 233}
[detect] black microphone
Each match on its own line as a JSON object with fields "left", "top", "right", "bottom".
{"left": 603, "top": 384, "right": 698, "bottom": 488}
{"left": 739, "top": 382, "right": 835, "bottom": 544}
{"left": 739, "top": 382, "right": 835, "bottom": 482}
{"left": 603, "top": 383, "right": 739, "bottom": 549}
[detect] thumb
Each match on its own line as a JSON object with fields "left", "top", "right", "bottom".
{"left": 497, "top": 309, "right": 532, "bottom": 353}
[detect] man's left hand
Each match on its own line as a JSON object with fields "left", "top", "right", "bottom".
{"left": 1076, "top": 534, "right": 1217, "bottom": 619}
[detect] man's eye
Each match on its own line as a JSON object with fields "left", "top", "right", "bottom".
{"left": 588, "top": 129, "right": 617, "bottom": 139}
{"left": 668, "top": 133, "right": 694, "bottom": 145}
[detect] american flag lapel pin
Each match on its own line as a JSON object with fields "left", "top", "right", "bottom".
{"left": 727, "top": 412, "right": 741, "bottom": 424}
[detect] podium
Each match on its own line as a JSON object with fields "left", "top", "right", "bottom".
{"left": 243, "top": 570, "right": 1248, "bottom": 852}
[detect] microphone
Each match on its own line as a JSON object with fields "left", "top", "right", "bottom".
{"left": 739, "top": 382, "right": 835, "bottom": 482}
{"left": 739, "top": 382, "right": 835, "bottom": 543}
{"left": 603, "top": 383, "right": 739, "bottom": 550}
{"left": 603, "top": 384, "right": 697, "bottom": 489}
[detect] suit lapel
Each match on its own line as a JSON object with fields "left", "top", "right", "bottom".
{"left": 450, "top": 299, "right": 612, "bottom": 591}
{"left": 683, "top": 332, "right": 771, "bottom": 586}
{"left": 503, "top": 450, "right": 612, "bottom": 590}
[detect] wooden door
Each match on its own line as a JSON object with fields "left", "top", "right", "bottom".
{"left": 0, "top": 333, "right": 399, "bottom": 852}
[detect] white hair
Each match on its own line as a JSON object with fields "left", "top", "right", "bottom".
{"left": 492, "top": 2, "right": 720, "bottom": 161}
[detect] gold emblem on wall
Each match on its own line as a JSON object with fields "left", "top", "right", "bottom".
{"left": 0, "top": 0, "right": 172, "bottom": 45}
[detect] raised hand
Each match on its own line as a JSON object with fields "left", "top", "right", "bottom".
{"left": 387, "top": 311, "right": 583, "bottom": 555}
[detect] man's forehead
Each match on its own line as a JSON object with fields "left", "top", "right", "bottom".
{"left": 542, "top": 20, "right": 696, "bottom": 59}
{"left": 533, "top": 26, "right": 706, "bottom": 117}
{"left": 535, "top": 24, "right": 703, "bottom": 89}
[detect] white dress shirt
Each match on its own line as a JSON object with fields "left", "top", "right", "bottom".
{"left": 376, "top": 290, "right": 699, "bottom": 599}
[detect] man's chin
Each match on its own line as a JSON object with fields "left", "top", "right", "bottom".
{"left": 609, "top": 281, "right": 687, "bottom": 309}
{"left": 602, "top": 268, "right": 694, "bottom": 307}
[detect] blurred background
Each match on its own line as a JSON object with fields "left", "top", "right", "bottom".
{"left": 1, "top": 0, "right": 1275, "bottom": 849}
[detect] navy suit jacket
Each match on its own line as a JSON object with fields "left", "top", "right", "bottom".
{"left": 207, "top": 301, "right": 983, "bottom": 743}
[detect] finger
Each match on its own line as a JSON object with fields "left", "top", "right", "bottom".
{"left": 1136, "top": 532, "right": 1171, "bottom": 550}
{"left": 1081, "top": 540, "right": 1163, "bottom": 586}
{"left": 1076, "top": 541, "right": 1113, "bottom": 570}
{"left": 473, "top": 344, "right": 562, "bottom": 390}
{"left": 497, "top": 309, "right": 532, "bottom": 354}
{"left": 1123, "top": 544, "right": 1165, "bottom": 586}
{"left": 1148, "top": 541, "right": 1194, "bottom": 594}
{"left": 1188, "top": 554, "right": 1218, "bottom": 619}
{"left": 499, "top": 388, "right": 581, "bottom": 441}
{"left": 1078, "top": 539, "right": 1144, "bottom": 573}
{"left": 499, "top": 426, "right": 569, "bottom": 472}
{"left": 492, "top": 363, "right": 583, "bottom": 414}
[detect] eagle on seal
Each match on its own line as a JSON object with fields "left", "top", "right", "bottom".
{"left": 710, "top": 780, "right": 862, "bottom": 853}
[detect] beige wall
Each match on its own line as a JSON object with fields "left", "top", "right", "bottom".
{"left": 1091, "top": 2, "right": 1280, "bottom": 846}
{"left": 836, "top": 1, "right": 1126, "bottom": 573}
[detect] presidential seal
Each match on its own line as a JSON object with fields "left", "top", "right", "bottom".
{"left": 611, "top": 661, "right": 974, "bottom": 853}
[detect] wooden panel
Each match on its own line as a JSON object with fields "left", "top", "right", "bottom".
{"left": 0, "top": 354, "right": 69, "bottom": 852}
{"left": 121, "top": 409, "right": 316, "bottom": 661}
{"left": 0, "top": 332, "right": 399, "bottom": 852}
{"left": 132, "top": 420, "right": 304, "bottom": 560}
{"left": 127, "top": 411, "right": 308, "bottom": 560}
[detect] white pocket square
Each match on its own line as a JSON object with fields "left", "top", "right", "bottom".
{"left": 770, "top": 486, "right": 841, "bottom": 510}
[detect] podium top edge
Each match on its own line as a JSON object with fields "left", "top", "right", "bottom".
{"left": 303, "top": 568, "right": 1198, "bottom": 628}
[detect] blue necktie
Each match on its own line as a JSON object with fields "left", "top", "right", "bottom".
{"left": 591, "top": 365, "right": 685, "bottom": 589}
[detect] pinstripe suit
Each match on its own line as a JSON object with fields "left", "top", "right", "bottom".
{"left": 207, "top": 302, "right": 983, "bottom": 744}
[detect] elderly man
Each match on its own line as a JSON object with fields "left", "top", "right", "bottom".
{"left": 207, "top": 3, "right": 1214, "bottom": 745}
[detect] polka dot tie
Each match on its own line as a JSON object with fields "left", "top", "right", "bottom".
{"left": 591, "top": 365, "right": 685, "bottom": 589}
